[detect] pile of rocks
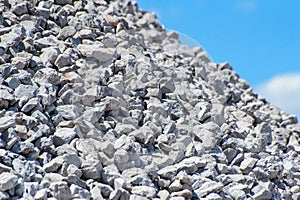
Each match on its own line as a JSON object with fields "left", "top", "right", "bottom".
{"left": 0, "top": 0, "right": 300, "bottom": 199}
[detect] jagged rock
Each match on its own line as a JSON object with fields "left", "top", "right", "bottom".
{"left": 54, "top": 127, "right": 79, "bottom": 144}
{"left": 49, "top": 181, "right": 72, "bottom": 200}
{"left": 0, "top": 116, "right": 15, "bottom": 131}
{"left": 82, "top": 159, "right": 103, "bottom": 179}
{"left": 0, "top": 172, "right": 18, "bottom": 191}
{"left": 77, "top": 44, "right": 115, "bottom": 63}
{"left": 251, "top": 183, "right": 272, "bottom": 200}
{"left": 131, "top": 186, "right": 156, "bottom": 198}
{"left": 194, "top": 181, "right": 223, "bottom": 198}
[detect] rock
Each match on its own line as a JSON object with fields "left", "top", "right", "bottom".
{"left": 55, "top": 0, "right": 73, "bottom": 5}
{"left": 251, "top": 183, "right": 272, "bottom": 200}
{"left": 169, "top": 180, "right": 182, "bottom": 192}
{"left": 158, "top": 190, "right": 170, "bottom": 200}
{"left": 54, "top": 127, "right": 79, "bottom": 144}
{"left": 0, "top": 172, "right": 18, "bottom": 191}
{"left": 21, "top": 97, "right": 39, "bottom": 112}
{"left": 12, "top": 141, "right": 34, "bottom": 155}
{"left": 77, "top": 44, "right": 115, "bottom": 63}
{"left": 54, "top": 53, "right": 72, "bottom": 68}
{"left": 58, "top": 26, "right": 76, "bottom": 40}
{"left": 194, "top": 181, "right": 223, "bottom": 198}
{"left": 12, "top": 2, "right": 28, "bottom": 16}
{"left": 40, "top": 47, "right": 61, "bottom": 67}
{"left": 56, "top": 104, "right": 84, "bottom": 120}
{"left": 34, "top": 188, "right": 48, "bottom": 200}
{"left": 5, "top": 77, "right": 21, "bottom": 89}
{"left": 49, "top": 181, "right": 72, "bottom": 200}
{"left": 14, "top": 84, "right": 37, "bottom": 100}
{"left": 171, "top": 189, "right": 192, "bottom": 199}
{"left": 239, "top": 157, "right": 258, "bottom": 174}
{"left": 82, "top": 159, "right": 103, "bottom": 179}
{"left": 131, "top": 186, "right": 156, "bottom": 198}
{"left": 0, "top": 116, "right": 15, "bottom": 131}
{"left": 70, "top": 184, "right": 91, "bottom": 199}
{"left": 33, "top": 68, "right": 60, "bottom": 85}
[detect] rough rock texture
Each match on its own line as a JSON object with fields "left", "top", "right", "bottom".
{"left": 0, "top": 0, "right": 300, "bottom": 199}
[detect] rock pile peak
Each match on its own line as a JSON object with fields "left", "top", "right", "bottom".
{"left": 0, "top": 0, "right": 300, "bottom": 199}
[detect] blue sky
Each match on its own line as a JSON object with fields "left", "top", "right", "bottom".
{"left": 136, "top": 0, "right": 300, "bottom": 118}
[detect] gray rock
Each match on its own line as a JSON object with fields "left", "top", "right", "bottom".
{"left": 77, "top": 44, "right": 115, "bottom": 63}
{"left": 12, "top": 2, "right": 28, "bottom": 16}
{"left": 21, "top": 97, "right": 39, "bottom": 113}
{"left": 0, "top": 172, "right": 18, "bottom": 191}
{"left": 54, "top": 53, "right": 72, "bottom": 68}
{"left": 56, "top": 104, "right": 84, "bottom": 120}
{"left": 131, "top": 186, "right": 156, "bottom": 198}
{"left": 12, "top": 141, "right": 34, "bottom": 155}
{"left": 0, "top": 85, "right": 15, "bottom": 102}
{"left": 58, "top": 26, "right": 76, "bottom": 40}
{"left": 49, "top": 181, "right": 72, "bottom": 200}
{"left": 194, "top": 181, "right": 223, "bottom": 198}
{"left": 70, "top": 184, "right": 91, "bottom": 199}
{"left": 239, "top": 157, "right": 258, "bottom": 174}
{"left": 5, "top": 77, "right": 21, "bottom": 89}
{"left": 251, "top": 183, "right": 272, "bottom": 200}
{"left": 82, "top": 159, "right": 103, "bottom": 179}
{"left": 14, "top": 84, "right": 37, "bottom": 100}
{"left": 54, "top": 127, "right": 79, "bottom": 144}
{"left": 55, "top": 0, "right": 74, "bottom": 5}
{"left": 40, "top": 47, "right": 61, "bottom": 67}
{"left": 171, "top": 189, "right": 193, "bottom": 199}
{"left": 34, "top": 188, "right": 48, "bottom": 200}
{"left": 0, "top": 116, "right": 15, "bottom": 131}
{"left": 33, "top": 68, "right": 60, "bottom": 85}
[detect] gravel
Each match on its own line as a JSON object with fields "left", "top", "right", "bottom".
{"left": 0, "top": 0, "right": 300, "bottom": 199}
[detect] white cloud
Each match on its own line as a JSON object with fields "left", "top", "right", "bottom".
{"left": 255, "top": 73, "right": 300, "bottom": 118}
{"left": 235, "top": 0, "right": 256, "bottom": 12}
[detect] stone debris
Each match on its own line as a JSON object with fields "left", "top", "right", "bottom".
{"left": 0, "top": 0, "right": 299, "bottom": 199}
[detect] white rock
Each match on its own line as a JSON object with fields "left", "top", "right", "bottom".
{"left": 0, "top": 172, "right": 18, "bottom": 191}
{"left": 131, "top": 186, "right": 156, "bottom": 198}
{"left": 194, "top": 181, "right": 223, "bottom": 198}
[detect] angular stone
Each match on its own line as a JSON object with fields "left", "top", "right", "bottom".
{"left": 14, "top": 84, "right": 37, "bottom": 100}
{"left": 54, "top": 127, "right": 79, "bottom": 144}
{"left": 33, "top": 68, "right": 60, "bottom": 85}
{"left": 194, "top": 181, "right": 223, "bottom": 198}
{"left": 21, "top": 97, "right": 39, "bottom": 113}
{"left": 58, "top": 26, "right": 76, "bottom": 40}
{"left": 55, "top": 0, "right": 73, "bottom": 5}
{"left": 171, "top": 189, "right": 192, "bottom": 199}
{"left": 239, "top": 157, "right": 258, "bottom": 174}
{"left": 11, "top": 141, "right": 34, "bottom": 155}
{"left": 54, "top": 53, "right": 72, "bottom": 68}
{"left": 251, "top": 184, "right": 272, "bottom": 200}
{"left": 34, "top": 188, "right": 48, "bottom": 200}
{"left": 78, "top": 44, "right": 115, "bottom": 63}
{"left": 82, "top": 159, "right": 103, "bottom": 179}
{"left": 5, "top": 77, "right": 21, "bottom": 89}
{"left": 49, "top": 181, "right": 72, "bottom": 200}
{"left": 131, "top": 186, "right": 156, "bottom": 198}
{"left": 193, "top": 126, "right": 217, "bottom": 150}
{"left": 70, "top": 184, "right": 91, "bottom": 199}
{"left": 0, "top": 116, "right": 15, "bottom": 131}
{"left": 158, "top": 190, "right": 170, "bottom": 200}
{"left": 56, "top": 104, "right": 84, "bottom": 120}
{"left": 40, "top": 47, "right": 61, "bottom": 66}
{"left": 169, "top": 180, "right": 182, "bottom": 192}
{"left": 0, "top": 172, "right": 18, "bottom": 191}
